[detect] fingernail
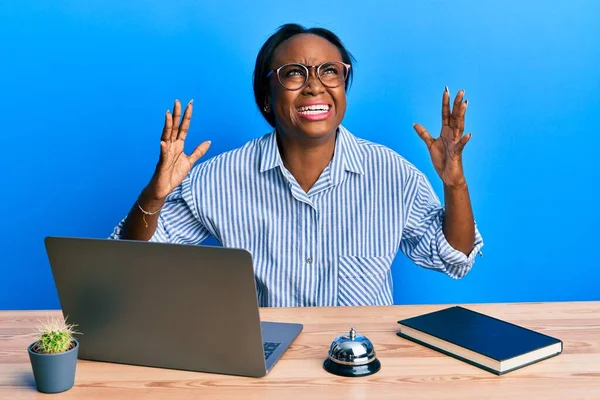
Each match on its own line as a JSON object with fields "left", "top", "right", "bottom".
{"left": 465, "top": 99, "right": 469, "bottom": 106}
{"left": 462, "top": 89, "right": 466, "bottom": 97}
{"left": 207, "top": 140, "right": 212, "bottom": 145}
{"left": 445, "top": 86, "right": 449, "bottom": 93}
{"left": 189, "top": 99, "right": 194, "bottom": 105}
{"left": 166, "top": 109, "right": 170, "bottom": 114}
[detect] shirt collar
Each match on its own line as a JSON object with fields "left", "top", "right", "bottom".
{"left": 259, "top": 129, "right": 281, "bottom": 173}
{"left": 259, "top": 125, "right": 365, "bottom": 177}
{"left": 337, "top": 125, "right": 366, "bottom": 176}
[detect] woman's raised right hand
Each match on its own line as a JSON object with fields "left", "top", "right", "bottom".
{"left": 144, "top": 99, "right": 211, "bottom": 201}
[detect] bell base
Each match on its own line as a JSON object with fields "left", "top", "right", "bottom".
{"left": 323, "top": 358, "right": 381, "bottom": 377}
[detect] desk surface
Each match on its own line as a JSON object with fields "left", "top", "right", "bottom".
{"left": 1, "top": 302, "right": 599, "bottom": 399}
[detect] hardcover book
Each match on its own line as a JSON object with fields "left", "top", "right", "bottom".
{"left": 396, "top": 306, "right": 563, "bottom": 375}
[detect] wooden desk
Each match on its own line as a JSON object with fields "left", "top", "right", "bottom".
{"left": 1, "top": 302, "right": 599, "bottom": 399}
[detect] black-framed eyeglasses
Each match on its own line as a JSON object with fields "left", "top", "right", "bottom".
{"left": 266, "top": 61, "right": 351, "bottom": 91}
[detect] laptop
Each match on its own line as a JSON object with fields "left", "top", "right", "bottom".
{"left": 44, "top": 236, "right": 303, "bottom": 377}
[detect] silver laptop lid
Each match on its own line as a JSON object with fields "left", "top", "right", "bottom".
{"left": 45, "top": 236, "right": 268, "bottom": 377}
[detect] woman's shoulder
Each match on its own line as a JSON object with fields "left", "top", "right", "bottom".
{"left": 344, "top": 127, "right": 424, "bottom": 179}
{"left": 189, "top": 133, "right": 268, "bottom": 175}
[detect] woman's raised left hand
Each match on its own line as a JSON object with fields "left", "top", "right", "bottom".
{"left": 413, "top": 87, "right": 472, "bottom": 188}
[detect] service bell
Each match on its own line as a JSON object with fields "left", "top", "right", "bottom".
{"left": 323, "top": 327, "right": 381, "bottom": 377}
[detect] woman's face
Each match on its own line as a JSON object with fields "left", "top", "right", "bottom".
{"left": 268, "top": 34, "right": 347, "bottom": 142}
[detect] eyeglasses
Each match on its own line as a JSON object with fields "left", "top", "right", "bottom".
{"left": 266, "top": 61, "right": 351, "bottom": 91}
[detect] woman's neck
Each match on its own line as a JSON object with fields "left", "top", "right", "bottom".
{"left": 276, "top": 129, "right": 337, "bottom": 193}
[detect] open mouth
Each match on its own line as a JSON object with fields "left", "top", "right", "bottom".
{"left": 296, "top": 104, "right": 332, "bottom": 120}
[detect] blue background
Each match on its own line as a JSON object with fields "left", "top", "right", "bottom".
{"left": 1, "top": 1, "right": 599, "bottom": 310}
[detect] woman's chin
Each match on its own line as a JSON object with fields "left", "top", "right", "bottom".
{"left": 296, "top": 120, "right": 338, "bottom": 140}
{"left": 278, "top": 117, "right": 340, "bottom": 142}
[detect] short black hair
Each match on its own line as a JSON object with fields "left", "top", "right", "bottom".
{"left": 253, "top": 23, "right": 356, "bottom": 127}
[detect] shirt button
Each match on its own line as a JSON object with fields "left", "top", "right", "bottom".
{"left": 306, "top": 257, "right": 313, "bottom": 264}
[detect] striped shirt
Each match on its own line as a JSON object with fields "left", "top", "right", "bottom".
{"left": 110, "top": 126, "right": 483, "bottom": 307}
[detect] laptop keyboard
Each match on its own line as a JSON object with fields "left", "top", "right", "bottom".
{"left": 263, "top": 341, "right": 282, "bottom": 360}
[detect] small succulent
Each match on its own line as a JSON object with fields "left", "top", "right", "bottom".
{"left": 33, "top": 316, "right": 80, "bottom": 354}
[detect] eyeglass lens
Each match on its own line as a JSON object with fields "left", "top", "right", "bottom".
{"left": 277, "top": 62, "right": 348, "bottom": 90}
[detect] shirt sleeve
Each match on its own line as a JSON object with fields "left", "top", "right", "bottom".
{"left": 109, "top": 170, "right": 211, "bottom": 245}
{"left": 399, "top": 171, "right": 484, "bottom": 279}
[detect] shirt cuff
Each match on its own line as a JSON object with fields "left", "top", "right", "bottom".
{"left": 108, "top": 218, "right": 125, "bottom": 239}
{"left": 435, "top": 224, "right": 484, "bottom": 279}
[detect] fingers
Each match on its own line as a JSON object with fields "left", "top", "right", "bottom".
{"left": 177, "top": 100, "right": 194, "bottom": 141}
{"left": 188, "top": 140, "right": 212, "bottom": 164}
{"left": 450, "top": 89, "right": 465, "bottom": 129}
{"left": 456, "top": 99, "right": 468, "bottom": 141}
{"left": 160, "top": 109, "right": 172, "bottom": 142}
{"left": 442, "top": 86, "right": 450, "bottom": 127}
{"left": 456, "top": 133, "right": 472, "bottom": 153}
{"left": 413, "top": 123, "right": 435, "bottom": 149}
{"left": 169, "top": 100, "right": 182, "bottom": 142}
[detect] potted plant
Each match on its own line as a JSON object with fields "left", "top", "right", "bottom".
{"left": 27, "top": 316, "right": 80, "bottom": 394}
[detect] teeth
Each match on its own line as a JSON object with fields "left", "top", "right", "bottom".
{"left": 299, "top": 110, "right": 329, "bottom": 115}
{"left": 298, "top": 104, "right": 330, "bottom": 112}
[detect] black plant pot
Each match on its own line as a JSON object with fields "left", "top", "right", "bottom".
{"left": 28, "top": 339, "right": 79, "bottom": 394}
